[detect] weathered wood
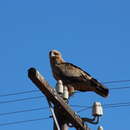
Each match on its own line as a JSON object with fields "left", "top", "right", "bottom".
{"left": 28, "top": 67, "right": 89, "bottom": 130}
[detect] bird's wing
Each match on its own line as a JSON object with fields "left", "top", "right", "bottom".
{"left": 56, "top": 62, "right": 92, "bottom": 81}
{"left": 56, "top": 62, "right": 104, "bottom": 87}
{"left": 56, "top": 62, "right": 109, "bottom": 97}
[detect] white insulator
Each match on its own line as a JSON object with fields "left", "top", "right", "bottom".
{"left": 98, "top": 126, "right": 103, "bottom": 130}
{"left": 92, "top": 102, "right": 103, "bottom": 116}
{"left": 56, "top": 80, "right": 63, "bottom": 94}
{"left": 63, "top": 86, "right": 69, "bottom": 100}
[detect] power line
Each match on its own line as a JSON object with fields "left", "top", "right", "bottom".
{"left": 102, "top": 79, "right": 130, "bottom": 84}
{"left": 110, "top": 86, "right": 130, "bottom": 90}
{"left": 76, "top": 104, "right": 130, "bottom": 113}
{"left": 0, "top": 117, "right": 50, "bottom": 127}
{"left": 0, "top": 107, "right": 48, "bottom": 116}
{"left": 0, "top": 96, "right": 43, "bottom": 104}
{"left": 103, "top": 102, "right": 130, "bottom": 108}
{"left": 0, "top": 90, "right": 39, "bottom": 97}
{"left": 0, "top": 79, "right": 130, "bottom": 98}
{"left": 103, "top": 103, "right": 130, "bottom": 108}
{"left": 0, "top": 86, "right": 130, "bottom": 105}
{"left": 0, "top": 102, "right": 130, "bottom": 127}
{"left": 0, "top": 85, "right": 129, "bottom": 99}
{"left": 74, "top": 101, "right": 130, "bottom": 113}
{"left": 0, "top": 80, "right": 129, "bottom": 105}
{"left": 74, "top": 101, "right": 130, "bottom": 110}
{"left": 0, "top": 101, "right": 130, "bottom": 117}
{"left": 0, "top": 79, "right": 129, "bottom": 127}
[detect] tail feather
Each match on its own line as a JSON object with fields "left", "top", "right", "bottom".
{"left": 90, "top": 78, "right": 109, "bottom": 97}
{"left": 95, "top": 85, "right": 109, "bottom": 97}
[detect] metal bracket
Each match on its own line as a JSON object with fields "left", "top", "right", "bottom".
{"left": 82, "top": 116, "right": 100, "bottom": 125}
{"left": 47, "top": 99, "right": 60, "bottom": 130}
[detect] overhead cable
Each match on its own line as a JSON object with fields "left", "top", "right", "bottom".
{"left": 0, "top": 117, "right": 50, "bottom": 127}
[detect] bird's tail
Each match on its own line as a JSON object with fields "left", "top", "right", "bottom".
{"left": 95, "top": 84, "right": 109, "bottom": 97}
{"left": 91, "top": 79, "right": 109, "bottom": 97}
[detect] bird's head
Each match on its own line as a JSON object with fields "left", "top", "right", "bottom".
{"left": 49, "top": 50, "right": 64, "bottom": 64}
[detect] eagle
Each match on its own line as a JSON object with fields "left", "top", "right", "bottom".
{"left": 49, "top": 50, "right": 109, "bottom": 97}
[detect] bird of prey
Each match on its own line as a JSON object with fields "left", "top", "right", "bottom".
{"left": 49, "top": 50, "right": 109, "bottom": 97}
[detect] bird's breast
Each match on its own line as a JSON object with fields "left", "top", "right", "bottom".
{"left": 52, "top": 66, "right": 62, "bottom": 80}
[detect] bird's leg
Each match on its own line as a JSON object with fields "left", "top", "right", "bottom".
{"left": 68, "top": 86, "right": 75, "bottom": 96}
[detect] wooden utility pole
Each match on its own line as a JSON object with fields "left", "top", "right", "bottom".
{"left": 28, "top": 68, "right": 90, "bottom": 130}
{"left": 53, "top": 105, "right": 68, "bottom": 130}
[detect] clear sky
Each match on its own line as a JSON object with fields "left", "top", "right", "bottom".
{"left": 0, "top": 0, "right": 130, "bottom": 130}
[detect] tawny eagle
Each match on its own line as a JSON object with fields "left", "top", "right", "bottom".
{"left": 49, "top": 50, "right": 109, "bottom": 97}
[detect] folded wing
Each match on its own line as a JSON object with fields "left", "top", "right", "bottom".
{"left": 55, "top": 62, "right": 109, "bottom": 97}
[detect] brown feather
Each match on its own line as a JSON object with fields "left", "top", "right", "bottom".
{"left": 49, "top": 50, "right": 109, "bottom": 97}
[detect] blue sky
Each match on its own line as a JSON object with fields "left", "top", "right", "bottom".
{"left": 0, "top": 0, "right": 130, "bottom": 130}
